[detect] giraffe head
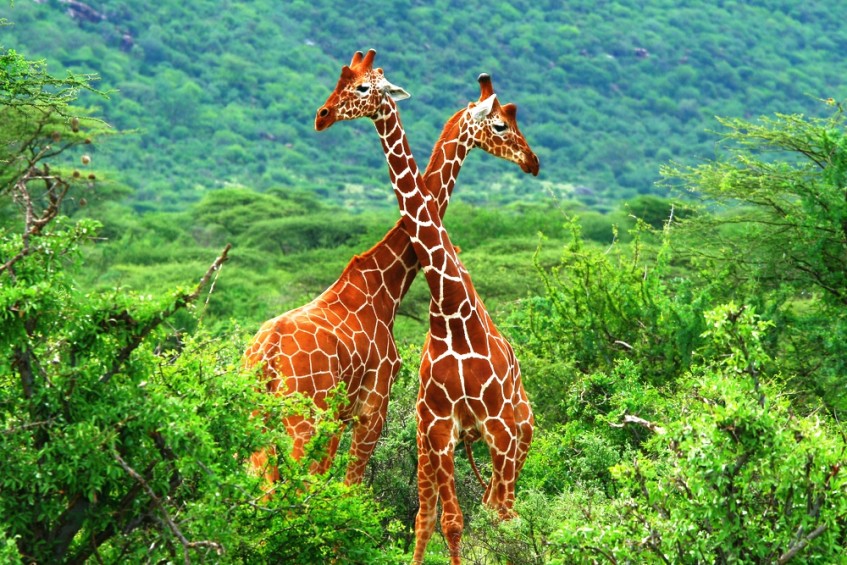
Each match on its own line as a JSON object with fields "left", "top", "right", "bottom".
{"left": 315, "top": 49, "right": 410, "bottom": 131}
{"left": 464, "top": 74, "right": 540, "bottom": 176}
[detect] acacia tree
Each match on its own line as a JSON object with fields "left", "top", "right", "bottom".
{"left": 661, "top": 101, "right": 847, "bottom": 412}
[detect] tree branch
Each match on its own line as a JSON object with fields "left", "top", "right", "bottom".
{"left": 99, "top": 244, "right": 231, "bottom": 384}
{"left": 113, "top": 451, "right": 223, "bottom": 564}
{"left": 777, "top": 523, "right": 828, "bottom": 564}
{"left": 610, "top": 414, "right": 667, "bottom": 435}
{"left": 1, "top": 160, "right": 70, "bottom": 276}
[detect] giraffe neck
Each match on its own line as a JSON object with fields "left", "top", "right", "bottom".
{"left": 422, "top": 110, "right": 472, "bottom": 214}
{"left": 373, "top": 98, "right": 470, "bottom": 316}
{"left": 328, "top": 108, "right": 473, "bottom": 320}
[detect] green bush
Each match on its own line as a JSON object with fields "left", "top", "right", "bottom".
{"left": 473, "top": 306, "right": 847, "bottom": 564}
{"left": 511, "top": 218, "right": 711, "bottom": 395}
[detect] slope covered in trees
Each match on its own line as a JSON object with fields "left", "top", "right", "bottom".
{"left": 2, "top": 0, "right": 847, "bottom": 210}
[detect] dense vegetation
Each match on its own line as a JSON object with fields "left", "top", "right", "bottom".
{"left": 2, "top": 1, "right": 847, "bottom": 210}
{"left": 3, "top": 5, "right": 847, "bottom": 564}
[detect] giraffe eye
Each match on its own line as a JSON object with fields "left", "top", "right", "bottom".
{"left": 493, "top": 123, "right": 509, "bottom": 133}
{"left": 356, "top": 84, "right": 370, "bottom": 93}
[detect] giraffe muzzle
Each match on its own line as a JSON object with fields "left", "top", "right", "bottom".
{"left": 315, "top": 106, "right": 335, "bottom": 131}
{"left": 522, "top": 153, "right": 540, "bottom": 176}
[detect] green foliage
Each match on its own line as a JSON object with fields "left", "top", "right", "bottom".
{"left": 512, "top": 218, "right": 711, "bottom": 397}
{"left": 663, "top": 101, "right": 847, "bottom": 411}
{"left": 473, "top": 307, "right": 847, "bottom": 564}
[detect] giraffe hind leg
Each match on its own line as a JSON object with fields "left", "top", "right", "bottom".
{"left": 310, "top": 430, "right": 342, "bottom": 475}
{"left": 480, "top": 419, "right": 519, "bottom": 520}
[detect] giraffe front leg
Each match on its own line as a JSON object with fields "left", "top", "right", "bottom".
{"left": 249, "top": 408, "right": 282, "bottom": 485}
{"left": 343, "top": 397, "right": 389, "bottom": 485}
{"left": 412, "top": 429, "right": 439, "bottom": 565}
{"left": 415, "top": 418, "right": 463, "bottom": 564}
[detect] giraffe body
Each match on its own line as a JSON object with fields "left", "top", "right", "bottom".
{"left": 245, "top": 240, "right": 409, "bottom": 480}
{"left": 316, "top": 50, "right": 536, "bottom": 564}
{"left": 247, "top": 51, "right": 538, "bottom": 487}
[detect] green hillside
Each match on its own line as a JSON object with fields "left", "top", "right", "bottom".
{"left": 3, "top": 0, "right": 846, "bottom": 210}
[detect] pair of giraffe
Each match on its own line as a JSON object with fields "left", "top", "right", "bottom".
{"left": 244, "top": 49, "right": 537, "bottom": 564}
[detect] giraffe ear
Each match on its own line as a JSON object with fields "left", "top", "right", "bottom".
{"left": 502, "top": 102, "right": 518, "bottom": 121}
{"left": 378, "top": 76, "right": 411, "bottom": 101}
{"left": 469, "top": 94, "right": 496, "bottom": 121}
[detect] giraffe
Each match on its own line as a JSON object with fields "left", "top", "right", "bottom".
{"left": 245, "top": 51, "right": 539, "bottom": 488}
{"left": 315, "top": 50, "right": 536, "bottom": 564}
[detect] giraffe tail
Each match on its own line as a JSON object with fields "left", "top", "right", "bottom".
{"left": 464, "top": 439, "right": 487, "bottom": 490}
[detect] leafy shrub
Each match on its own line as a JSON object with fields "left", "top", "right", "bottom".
{"left": 511, "top": 217, "right": 712, "bottom": 399}
{"left": 473, "top": 306, "right": 847, "bottom": 564}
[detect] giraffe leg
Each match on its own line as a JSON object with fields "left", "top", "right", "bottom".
{"left": 249, "top": 444, "right": 280, "bottom": 483}
{"left": 414, "top": 418, "right": 463, "bottom": 564}
{"left": 310, "top": 430, "right": 342, "bottom": 475}
{"left": 514, "top": 387, "right": 534, "bottom": 480}
{"left": 514, "top": 414, "right": 533, "bottom": 481}
{"left": 248, "top": 408, "right": 282, "bottom": 485}
{"left": 246, "top": 414, "right": 314, "bottom": 498}
{"left": 283, "top": 413, "right": 315, "bottom": 462}
{"left": 481, "top": 419, "right": 519, "bottom": 520}
{"left": 412, "top": 430, "right": 439, "bottom": 565}
{"left": 344, "top": 397, "right": 389, "bottom": 485}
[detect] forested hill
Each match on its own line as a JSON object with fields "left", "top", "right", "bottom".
{"left": 3, "top": 0, "right": 847, "bottom": 211}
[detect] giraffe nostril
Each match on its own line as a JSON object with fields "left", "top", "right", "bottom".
{"left": 319, "top": 107, "right": 329, "bottom": 118}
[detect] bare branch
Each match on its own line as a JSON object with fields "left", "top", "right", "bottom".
{"left": 113, "top": 451, "right": 223, "bottom": 564}
{"left": 610, "top": 414, "right": 667, "bottom": 435}
{"left": 2, "top": 418, "right": 55, "bottom": 435}
{"left": 99, "top": 244, "right": 231, "bottom": 384}
{"left": 778, "top": 523, "right": 828, "bottom": 564}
